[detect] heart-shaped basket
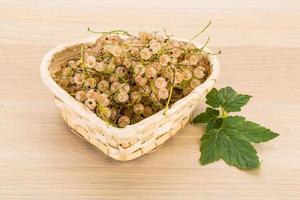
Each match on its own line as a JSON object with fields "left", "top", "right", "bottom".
{"left": 40, "top": 36, "right": 220, "bottom": 161}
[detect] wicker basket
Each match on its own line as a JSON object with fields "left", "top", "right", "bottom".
{"left": 40, "top": 36, "right": 220, "bottom": 161}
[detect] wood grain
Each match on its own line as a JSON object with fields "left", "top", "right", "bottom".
{"left": 0, "top": 0, "right": 300, "bottom": 199}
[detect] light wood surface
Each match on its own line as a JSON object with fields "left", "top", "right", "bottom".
{"left": 1, "top": 0, "right": 300, "bottom": 199}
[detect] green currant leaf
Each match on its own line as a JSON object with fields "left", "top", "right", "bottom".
{"left": 218, "top": 129, "right": 260, "bottom": 169}
{"left": 222, "top": 116, "right": 279, "bottom": 143}
{"left": 205, "top": 87, "right": 252, "bottom": 112}
{"left": 206, "top": 118, "right": 223, "bottom": 131}
{"left": 199, "top": 129, "right": 221, "bottom": 165}
{"left": 193, "top": 107, "right": 219, "bottom": 124}
{"left": 200, "top": 128, "right": 260, "bottom": 169}
{"left": 199, "top": 116, "right": 279, "bottom": 170}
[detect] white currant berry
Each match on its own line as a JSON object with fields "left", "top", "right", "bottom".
{"left": 149, "top": 40, "right": 161, "bottom": 53}
{"left": 182, "top": 69, "right": 193, "bottom": 81}
{"left": 130, "top": 91, "right": 141, "bottom": 103}
{"left": 174, "top": 72, "right": 184, "bottom": 84}
{"left": 84, "top": 77, "right": 97, "bottom": 89}
{"left": 172, "top": 48, "right": 182, "bottom": 57}
{"left": 97, "top": 80, "right": 109, "bottom": 92}
{"left": 189, "top": 54, "right": 199, "bottom": 65}
{"left": 193, "top": 67, "right": 205, "bottom": 79}
{"left": 119, "top": 83, "right": 130, "bottom": 93}
{"left": 86, "top": 89, "right": 100, "bottom": 100}
{"left": 115, "top": 66, "right": 126, "bottom": 77}
{"left": 115, "top": 92, "right": 129, "bottom": 103}
{"left": 133, "top": 103, "right": 145, "bottom": 114}
{"left": 110, "top": 82, "right": 121, "bottom": 93}
{"left": 109, "top": 74, "right": 119, "bottom": 83}
{"left": 75, "top": 91, "right": 87, "bottom": 102}
{"left": 155, "top": 77, "right": 167, "bottom": 89}
{"left": 190, "top": 78, "right": 201, "bottom": 89}
{"left": 109, "top": 45, "right": 122, "bottom": 57}
{"left": 106, "top": 62, "right": 116, "bottom": 72}
{"left": 97, "top": 93, "right": 110, "bottom": 106}
{"left": 158, "top": 88, "right": 169, "bottom": 99}
{"left": 140, "top": 48, "right": 152, "bottom": 60}
{"left": 159, "top": 54, "right": 170, "bottom": 66}
{"left": 86, "top": 55, "right": 96, "bottom": 68}
{"left": 145, "top": 67, "right": 157, "bottom": 79}
{"left": 118, "top": 115, "right": 131, "bottom": 128}
{"left": 135, "top": 75, "right": 147, "bottom": 87}
{"left": 95, "top": 62, "right": 106, "bottom": 72}
{"left": 110, "top": 107, "right": 118, "bottom": 121}
{"left": 85, "top": 98, "right": 97, "bottom": 110}
{"left": 133, "top": 63, "right": 145, "bottom": 75}
{"left": 143, "top": 106, "right": 153, "bottom": 117}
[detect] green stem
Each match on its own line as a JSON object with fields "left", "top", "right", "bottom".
{"left": 188, "top": 21, "right": 212, "bottom": 42}
{"left": 87, "top": 27, "right": 132, "bottom": 36}
{"left": 164, "top": 85, "right": 174, "bottom": 115}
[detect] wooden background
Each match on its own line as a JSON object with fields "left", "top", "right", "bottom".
{"left": 0, "top": 0, "right": 300, "bottom": 199}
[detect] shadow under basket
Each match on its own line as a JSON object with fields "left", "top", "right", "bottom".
{"left": 40, "top": 37, "right": 220, "bottom": 161}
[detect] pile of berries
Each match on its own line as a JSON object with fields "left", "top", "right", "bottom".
{"left": 52, "top": 31, "right": 211, "bottom": 128}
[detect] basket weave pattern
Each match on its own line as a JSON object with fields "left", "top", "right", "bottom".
{"left": 40, "top": 37, "right": 219, "bottom": 161}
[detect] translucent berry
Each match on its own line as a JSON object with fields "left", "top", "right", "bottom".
{"left": 193, "top": 67, "right": 205, "bottom": 79}
{"left": 106, "top": 62, "right": 116, "bottom": 72}
{"left": 174, "top": 72, "right": 184, "bottom": 84}
{"left": 145, "top": 67, "right": 157, "bottom": 79}
{"left": 189, "top": 54, "right": 199, "bottom": 65}
{"left": 133, "top": 114, "right": 143, "bottom": 123}
{"left": 95, "top": 62, "right": 106, "bottom": 72}
{"left": 190, "top": 78, "right": 201, "bottom": 89}
{"left": 140, "top": 48, "right": 152, "bottom": 60}
{"left": 85, "top": 98, "right": 97, "bottom": 110}
{"left": 182, "top": 69, "right": 193, "bottom": 80}
{"left": 115, "top": 66, "right": 126, "bottom": 77}
{"left": 150, "top": 92, "right": 159, "bottom": 102}
{"left": 118, "top": 115, "right": 131, "bottom": 128}
{"left": 110, "top": 107, "right": 118, "bottom": 121}
{"left": 109, "top": 74, "right": 119, "bottom": 83}
{"left": 73, "top": 73, "right": 85, "bottom": 85}
{"left": 119, "top": 83, "right": 130, "bottom": 93}
{"left": 133, "top": 103, "right": 145, "bottom": 114}
{"left": 130, "top": 47, "right": 140, "bottom": 57}
{"left": 86, "top": 89, "right": 100, "bottom": 100}
{"left": 149, "top": 40, "right": 161, "bottom": 53}
{"left": 75, "top": 91, "right": 87, "bottom": 102}
{"left": 135, "top": 75, "right": 147, "bottom": 87}
{"left": 109, "top": 45, "right": 122, "bottom": 57}
{"left": 130, "top": 91, "right": 141, "bottom": 103}
{"left": 155, "top": 77, "right": 167, "bottom": 89}
{"left": 151, "top": 62, "right": 162, "bottom": 73}
{"left": 97, "top": 80, "right": 109, "bottom": 92}
{"left": 97, "top": 93, "right": 110, "bottom": 106}
{"left": 97, "top": 106, "right": 112, "bottom": 119}
{"left": 115, "top": 92, "right": 129, "bottom": 103}
{"left": 110, "top": 82, "right": 121, "bottom": 93}
{"left": 159, "top": 54, "right": 170, "bottom": 66}
{"left": 86, "top": 55, "right": 96, "bottom": 68}
{"left": 158, "top": 88, "right": 169, "bottom": 99}
{"left": 133, "top": 63, "right": 145, "bottom": 75}
{"left": 84, "top": 77, "right": 97, "bottom": 89}
{"left": 172, "top": 48, "right": 182, "bottom": 57}
{"left": 143, "top": 106, "right": 153, "bottom": 117}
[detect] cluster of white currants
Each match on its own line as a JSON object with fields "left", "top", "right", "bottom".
{"left": 53, "top": 31, "right": 210, "bottom": 128}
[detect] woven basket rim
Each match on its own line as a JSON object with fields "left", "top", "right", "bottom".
{"left": 40, "top": 36, "right": 220, "bottom": 135}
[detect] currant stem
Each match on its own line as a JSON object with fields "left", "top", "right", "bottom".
{"left": 164, "top": 85, "right": 173, "bottom": 115}
{"left": 188, "top": 21, "right": 212, "bottom": 42}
